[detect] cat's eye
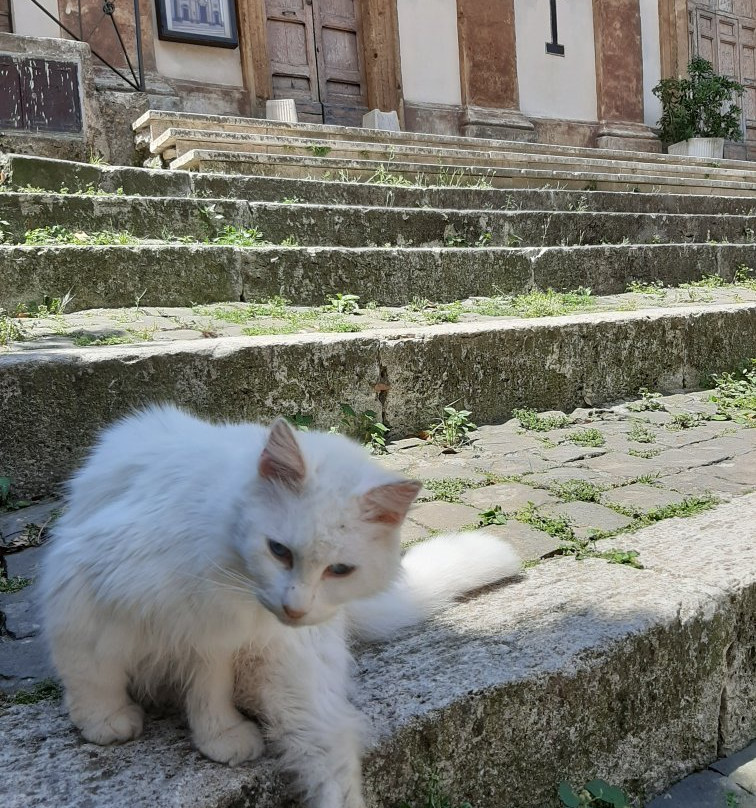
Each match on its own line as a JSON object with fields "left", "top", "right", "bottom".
{"left": 325, "top": 563, "right": 355, "bottom": 578}
{"left": 268, "top": 539, "right": 293, "bottom": 566}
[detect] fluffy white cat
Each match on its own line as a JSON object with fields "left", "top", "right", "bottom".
{"left": 40, "top": 406, "right": 520, "bottom": 808}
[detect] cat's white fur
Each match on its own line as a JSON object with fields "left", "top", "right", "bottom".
{"left": 40, "top": 406, "right": 520, "bottom": 808}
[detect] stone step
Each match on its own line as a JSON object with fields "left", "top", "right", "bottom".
{"left": 3, "top": 493, "right": 756, "bottom": 807}
{"left": 154, "top": 128, "right": 756, "bottom": 187}
{"left": 170, "top": 149, "right": 756, "bottom": 198}
{"left": 2, "top": 192, "right": 755, "bottom": 251}
{"left": 3, "top": 242, "right": 756, "bottom": 312}
{"left": 134, "top": 108, "right": 750, "bottom": 173}
{"left": 3, "top": 302, "right": 754, "bottom": 498}
{"left": 6, "top": 154, "right": 756, "bottom": 216}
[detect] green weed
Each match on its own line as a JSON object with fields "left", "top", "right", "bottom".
{"left": 551, "top": 480, "right": 606, "bottom": 502}
{"left": 627, "top": 387, "right": 666, "bottom": 412}
{"left": 710, "top": 359, "right": 756, "bottom": 425}
{"left": 478, "top": 505, "right": 508, "bottom": 526}
{"left": 627, "top": 421, "right": 656, "bottom": 443}
{"left": 558, "top": 779, "right": 632, "bottom": 807}
{"left": 0, "top": 309, "right": 24, "bottom": 346}
{"left": 3, "top": 679, "right": 63, "bottom": 706}
{"left": 626, "top": 280, "right": 666, "bottom": 296}
{"left": 422, "top": 478, "right": 480, "bottom": 504}
{"left": 338, "top": 404, "right": 388, "bottom": 454}
{"left": 0, "top": 575, "right": 31, "bottom": 593}
{"left": 427, "top": 405, "right": 476, "bottom": 448}
{"left": 566, "top": 428, "right": 606, "bottom": 447}
{"left": 207, "top": 225, "right": 267, "bottom": 247}
{"left": 512, "top": 408, "right": 571, "bottom": 432}
{"left": 323, "top": 293, "right": 360, "bottom": 315}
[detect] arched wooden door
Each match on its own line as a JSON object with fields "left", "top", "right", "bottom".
{"left": 265, "top": 0, "right": 368, "bottom": 124}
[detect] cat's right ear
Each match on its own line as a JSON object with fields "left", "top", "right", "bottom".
{"left": 259, "top": 418, "right": 306, "bottom": 491}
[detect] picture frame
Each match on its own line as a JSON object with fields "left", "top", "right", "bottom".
{"left": 155, "top": 0, "right": 238, "bottom": 48}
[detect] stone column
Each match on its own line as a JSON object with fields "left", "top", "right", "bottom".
{"left": 593, "top": 0, "right": 660, "bottom": 151}
{"left": 456, "top": 0, "right": 534, "bottom": 140}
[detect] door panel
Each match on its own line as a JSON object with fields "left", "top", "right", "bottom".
{"left": 266, "top": 0, "right": 320, "bottom": 110}
{"left": 265, "top": 0, "right": 367, "bottom": 125}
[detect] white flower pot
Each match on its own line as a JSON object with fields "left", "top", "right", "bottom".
{"left": 667, "top": 137, "right": 725, "bottom": 158}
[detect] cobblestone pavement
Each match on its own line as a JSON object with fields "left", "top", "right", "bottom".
{"left": 1, "top": 387, "right": 754, "bottom": 804}
{"left": 6, "top": 284, "right": 756, "bottom": 352}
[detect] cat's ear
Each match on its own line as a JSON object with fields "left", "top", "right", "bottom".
{"left": 259, "top": 418, "right": 306, "bottom": 491}
{"left": 360, "top": 480, "right": 422, "bottom": 525}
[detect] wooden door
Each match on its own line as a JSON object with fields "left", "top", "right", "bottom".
{"left": 265, "top": 0, "right": 367, "bottom": 124}
{"left": 265, "top": 0, "right": 322, "bottom": 121}
{"left": 693, "top": 7, "right": 751, "bottom": 134}
{"left": 311, "top": 0, "right": 368, "bottom": 124}
{"left": 0, "top": 0, "right": 12, "bottom": 33}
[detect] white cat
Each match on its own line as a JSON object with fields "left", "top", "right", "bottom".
{"left": 40, "top": 406, "right": 520, "bottom": 808}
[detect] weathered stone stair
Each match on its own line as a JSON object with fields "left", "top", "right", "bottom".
{"left": 0, "top": 141, "right": 755, "bottom": 808}
{"left": 134, "top": 110, "right": 756, "bottom": 196}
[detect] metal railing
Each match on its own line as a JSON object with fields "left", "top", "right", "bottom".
{"left": 24, "top": 0, "right": 144, "bottom": 90}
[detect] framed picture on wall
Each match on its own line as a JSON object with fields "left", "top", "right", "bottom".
{"left": 155, "top": 0, "right": 238, "bottom": 48}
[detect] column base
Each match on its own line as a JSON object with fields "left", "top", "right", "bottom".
{"left": 460, "top": 105, "right": 536, "bottom": 142}
{"left": 596, "top": 121, "right": 661, "bottom": 153}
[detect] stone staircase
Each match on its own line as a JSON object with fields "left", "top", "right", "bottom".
{"left": 0, "top": 134, "right": 755, "bottom": 807}
{"left": 134, "top": 110, "right": 756, "bottom": 196}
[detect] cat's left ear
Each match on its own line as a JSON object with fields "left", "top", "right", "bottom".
{"left": 259, "top": 418, "right": 306, "bottom": 491}
{"left": 360, "top": 479, "right": 422, "bottom": 525}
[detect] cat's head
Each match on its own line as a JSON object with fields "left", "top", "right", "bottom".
{"left": 234, "top": 418, "right": 421, "bottom": 628}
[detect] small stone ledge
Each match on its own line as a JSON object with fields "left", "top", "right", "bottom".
{"left": 2, "top": 495, "right": 755, "bottom": 808}
{"left": 2, "top": 304, "right": 756, "bottom": 498}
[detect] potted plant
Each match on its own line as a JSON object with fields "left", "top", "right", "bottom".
{"left": 652, "top": 57, "right": 745, "bottom": 158}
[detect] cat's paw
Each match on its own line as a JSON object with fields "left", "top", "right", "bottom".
{"left": 194, "top": 720, "right": 265, "bottom": 766}
{"left": 79, "top": 703, "right": 144, "bottom": 745}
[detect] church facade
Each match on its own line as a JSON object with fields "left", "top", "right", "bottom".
{"left": 2, "top": 0, "right": 755, "bottom": 156}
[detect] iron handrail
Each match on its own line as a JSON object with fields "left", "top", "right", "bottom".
{"left": 22, "top": 0, "right": 144, "bottom": 90}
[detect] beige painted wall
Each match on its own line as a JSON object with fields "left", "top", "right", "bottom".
{"left": 514, "top": 0, "right": 597, "bottom": 121}
{"left": 397, "top": 0, "right": 461, "bottom": 105}
{"left": 10, "top": 0, "right": 60, "bottom": 38}
{"left": 640, "top": 0, "right": 662, "bottom": 128}
{"left": 151, "top": 2, "right": 242, "bottom": 86}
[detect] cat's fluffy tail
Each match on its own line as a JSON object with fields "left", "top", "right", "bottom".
{"left": 346, "top": 531, "right": 521, "bottom": 642}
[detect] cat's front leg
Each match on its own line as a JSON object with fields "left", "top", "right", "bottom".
{"left": 248, "top": 625, "right": 367, "bottom": 808}
{"left": 186, "top": 651, "right": 265, "bottom": 766}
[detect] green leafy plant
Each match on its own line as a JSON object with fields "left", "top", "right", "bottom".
{"left": 324, "top": 293, "right": 360, "bottom": 315}
{"left": 710, "top": 359, "right": 756, "bottom": 425}
{"left": 478, "top": 505, "right": 508, "bottom": 526}
{"left": 427, "top": 405, "right": 477, "bottom": 448}
{"left": 207, "top": 225, "right": 267, "bottom": 247}
{"left": 627, "top": 421, "right": 656, "bottom": 443}
{"left": 628, "top": 387, "right": 665, "bottom": 412}
{"left": 285, "top": 413, "right": 314, "bottom": 431}
{"left": 512, "top": 408, "right": 571, "bottom": 432}
{"left": 338, "top": 404, "right": 388, "bottom": 454}
{"left": 550, "top": 480, "right": 606, "bottom": 503}
{"left": 558, "top": 779, "right": 632, "bottom": 807}
{"left": 0, "top": 476, "right": 30, "bottom": 510}
{"left": 0, "top": 309, "right": 24, "bottom": 346}
{"left": 653, "top": 57, "right": 744, "bottom": 145}
{"left": 566, "top": 428, "right": 606, "bottom": 448}
{"left": 0, "top": 574, "right": 31, "bottom": 593}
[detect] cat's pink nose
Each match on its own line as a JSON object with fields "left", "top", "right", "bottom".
{"left": 283, "top": 605, "right": 307, "bottom": 620}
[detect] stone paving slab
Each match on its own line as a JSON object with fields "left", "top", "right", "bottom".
{"left": 2, "top": 494, "right": 756, "bottom": 808}
{"left": 5, "top": 284, "right": 756, "bottom": 354}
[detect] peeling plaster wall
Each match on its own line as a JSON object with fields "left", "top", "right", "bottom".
{"left": 514, "top": 0, "right": 597, "bottom": 122}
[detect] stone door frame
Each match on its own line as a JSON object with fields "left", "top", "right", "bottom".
{"left": 236, "top": 0, "right": 403, "bottom": 121}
